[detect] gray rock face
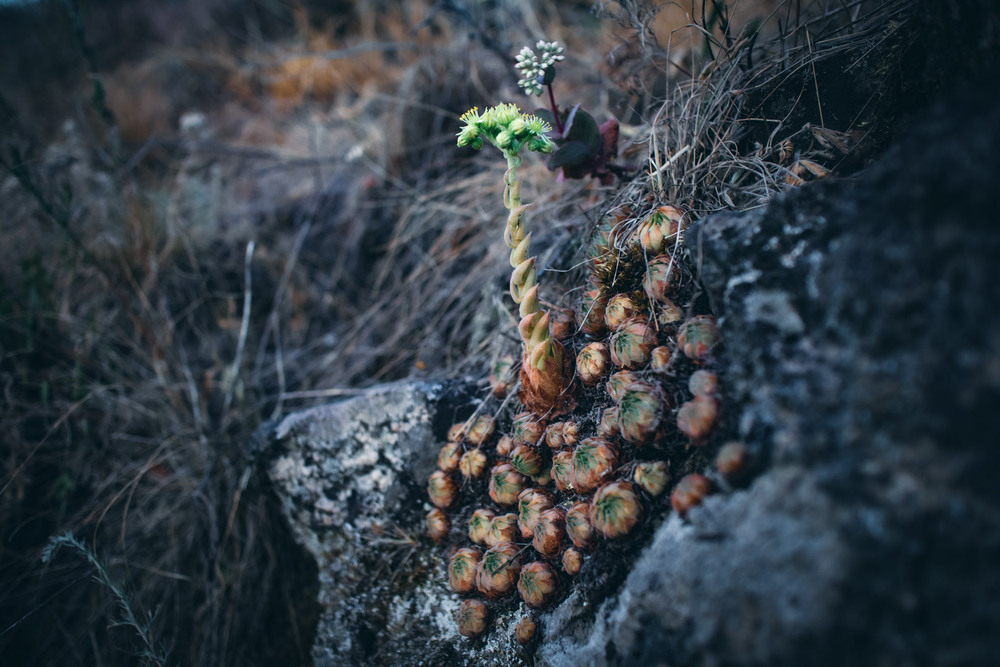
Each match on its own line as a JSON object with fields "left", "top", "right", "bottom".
{"left": 537, "top": 81, "right": 1000, "bottom": 665}
{"left": 256, "top": 71, "right": 1000, "bottom": 667}
{"left": 258, "top": 378, "right": 537, "bottom": 665}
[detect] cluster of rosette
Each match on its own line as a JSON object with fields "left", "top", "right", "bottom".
{"left": 424, "top": 202, "right": 759, "bottom": 643}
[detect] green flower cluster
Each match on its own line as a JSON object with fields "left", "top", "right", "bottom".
{"left": 515, "top": 40, "right": 565, "bottom": 96}
{"left": 457, "top": 104, "right": 554, "bottom": 157}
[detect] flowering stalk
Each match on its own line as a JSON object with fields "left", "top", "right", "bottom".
{"left": 458, "top": 104, "right": 573, "bottom": 415}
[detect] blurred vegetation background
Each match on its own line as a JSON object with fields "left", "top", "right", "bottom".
{"left": 0, "top": 0, "right": 925, "bottom": 664}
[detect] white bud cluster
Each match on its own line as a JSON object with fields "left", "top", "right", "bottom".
{"left": 515, "top": 40, "right": 565, "bottom": 97}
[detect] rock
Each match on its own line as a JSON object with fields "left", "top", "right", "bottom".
{"left": 255, "top": 378, "right": 536, "bottom": 666}
{"left": 536, "top": 75, "right": 1000, "bottom": 666}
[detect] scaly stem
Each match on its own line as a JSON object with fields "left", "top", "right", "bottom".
{"left": 502, "top": 153, "right": 545, "bottom": 351}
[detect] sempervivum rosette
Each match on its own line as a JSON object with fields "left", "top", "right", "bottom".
{"left": 517, "top": 488, "right": 553, "bottom": 538}
{"left": 570, "top": 438, "right": 618, "bottom": 494}
{"left": 565, "top": 501, "right": 595, "bottom": 549}
{"left": 589, "top": 481, "right": 642, "bottom": 538}
{"left": 476, "top": 541, "right": 521, "bottom": 597}
{"left": 517, "top": 561, "right": 558, "bottom": 608}
{"left": 677, "top": 315, "right": 720, "bottom": 361}
{"left": 531, "top": 508, "right": 566, "bottom": 558}
{"left": 617, "top": 380, "right": 666, "bottom": 445}
{"left": 467, "top": 508, "right": 495, "bottom": 545}
{"left": 634, "top": 205, "right": 684, "bottom": 253}
{"left": 449, "top": 547, "right": 482, "bottom": 593}
{"left": 456, "top": 599, "right": 489, "bottom": 638}
{"left": 643, "top": 254, "right": 682, "bottom": 304}
{"left": 609, "top": 318, "right": 657, "bottom": 369}
{"left": 428, "top": 470, "right": 457, "bottom": 509}
{"left": 576, "top": 342, "right": 610, "bottom": 386}
{"left": 488, "top": 463, "right": 527, "bottom": 506}
{"left": 633, "top": 461, "right": 669, "bottom": 496}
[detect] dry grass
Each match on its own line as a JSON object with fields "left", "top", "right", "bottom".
{"left": 0, "top": 1, "right": 918, "bottom": 665}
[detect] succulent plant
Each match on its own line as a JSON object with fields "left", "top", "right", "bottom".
{"left": 676, "top": 395, "right": 719, "bottom": 440}
{"left": 468, "top": 508, "right": 495, "bottom": 545}
{"left": 561, "top": 547, "right": 583, "bottom": 575}
{"left": 531, "top": 466, "right": 552, "bottom": 486}
{"left": 532, "top": 508, "right": 566, "bottom": 558}
{"left": 634, "top": 205, "right": 684, "bottom": 253}
{"left": 458, "top": 103, "right": 574, "bottom": 416}
{"left": 570, "top": 438, "right": 618, "bottom": 494}
{"left": 489, "top": 354, "right": 516, "bottom": 399}
{"left": 456, "top": 599, "right": 489, "bottom": 638}
{"left": 485, "top": 513, "right": 520, "bottom": 547}
{"left": 604, "top": 293, "right": 646, "bottom": 331}
{"left": 578, "top": 287, "right": 608, "bottom": 337}
{"left": 488, "top": 463, "right": 527, "bottom": 506}
{"left": 466, "top": 415, "right": 496, "bottom": 447}
{"left": 643, "top": 254, "right": 682, "bottom": 304}
{"left": 449, "top": 547, "right": 482, "bottom": 593}
{"left": 589, "top": 481, "right": 642, "bottom": 538}
{"left": 496, "top": 434, "right": 514, "bottom": 458}
{"left": 671, "top": 473, "right": 712, "bottom": 517}
{"left": 617, "top": 381, "right": 666, "bottom": 445}
{"left": 649, "top": 346, "right": 672, "bottom": 374}
{"left": 596, "top": 405, "right": 620, "bottom": 439}
{"left": 716, "top": 441, "right": 749, "bottom": 479}
{"left": 606, "top": 370, "right": 639, "bottom": 402}
{"left": 517, "top": 488, "right": 554, "bottom": 538}
{"left": 476, "top": 541, "right": 521, "bottom": 597}
{"left": 551, "top": 450, "right": 574, "bottom": 492}
{"left": 426, "top": 508, "right": 450, "bottom": 542}
{"left": 576, "top": 342, "right": 611, "bottom": 386}
{"left": 544, "top": 422, "right": 566, "bottom": 449}
{"left": 515, "top": 615, "right": 537, "bottom": 644}
{"left": 550, "top": 307, "right": 576, "bottom": 341}
{"left": 510, "top": 444, "right": 543, "bottom": 477}
{"left": 560, "top": 422, "right": 580, "bottom": 448}
{"left": 633, "top": 461, "right": 669, "bottom": 496}
{"left": 677, "top": 315, "right": 720, "bottom": 361}
{"left": 447, "top": 422, "right": 467, "bottom": 443}
{"left": 688, "top": 369, "right": 718, "bottom": 397}
{"left": 512, "top": 411, "right": 545, "bottom": 446}
{"left": 459, "top": 448, "right": 489, "bottom": 479}
{"left": 517, "top": 561, "right": 558, "bottom": 608}
{"left": 656, "top": 298, "right": 684, "bottom": 329}
{"left": 610, "top": 318, "right": 657, "bottom": 369}
{"left": 565, "top": 501, "right": 595, "bottom": 549}
{"left": 428, "top": 470, "right": 457, "bottom": 509}
{"left": 438, "top": 442, "right": 461, "bottom": 472}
